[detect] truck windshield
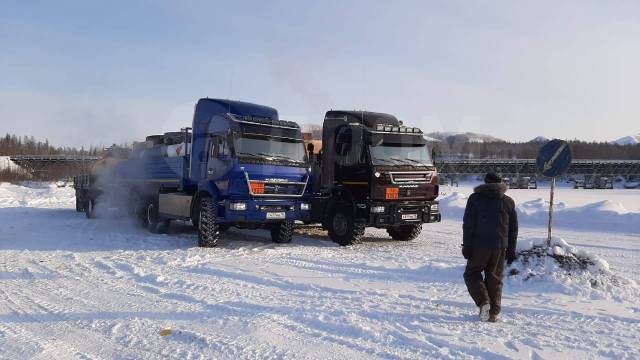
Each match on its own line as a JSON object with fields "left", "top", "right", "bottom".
{"left": 369, "top": 144, "right": 432, "bottom": 166}
{"left": 234, "top": 135, "right": 307, "bottom": 163}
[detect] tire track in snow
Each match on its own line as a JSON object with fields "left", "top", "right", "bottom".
{"left": 0, "top": 264, "right": 148, "bottom": 359}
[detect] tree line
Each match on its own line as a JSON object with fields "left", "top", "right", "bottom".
{"left": 0, "top": 133, "right": 102, "bottom": 156}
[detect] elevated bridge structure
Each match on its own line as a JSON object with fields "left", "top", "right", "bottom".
{"left": 6, "top": 155, "right": 640, "bottom": 182}
{"left": 8, "top": 155, "right": 101, "bottom": 179}
{"left": 437, "top": 159, "right": 640, "bottom": 179}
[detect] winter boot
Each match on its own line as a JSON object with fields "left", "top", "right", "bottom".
{"left": 479, "top": 303, "right": 491, "bottom": 322}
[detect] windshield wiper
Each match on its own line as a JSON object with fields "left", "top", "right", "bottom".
{"left": 401, "top": 158, "right": 431, "bottom": 167}
{"left": 374, "top": 158, "right": 398, "bottom": 165}
{"left": 390, "top": 157, "right": 419, "bottom": 166}
{"left": 257, "top": 152, "right": 305, "bottom": 163}
{"left": 237, "top": 152, "right": 262, "bottom": 158}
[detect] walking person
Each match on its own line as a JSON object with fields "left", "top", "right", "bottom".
{"left": 461, "top": 172, "right": 518, "bottom": 322}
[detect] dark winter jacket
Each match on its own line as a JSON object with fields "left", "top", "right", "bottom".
{"left": 462, "top": 183, "right": 518, "bottom": 250}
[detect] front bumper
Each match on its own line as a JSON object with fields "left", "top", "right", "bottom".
{"left": 220, "top": 198, "right": 311, "bottom": 223}
{"left": 362, "top": 200, "right": 441, "bottom": 228}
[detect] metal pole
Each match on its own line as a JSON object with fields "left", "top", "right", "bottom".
{"left": 547, "top": 177, "right": 555, "bottom": 247}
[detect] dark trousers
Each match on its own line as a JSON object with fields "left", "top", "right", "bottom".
{"left": 464, "top": 248, "right": 505, "bottom": 315}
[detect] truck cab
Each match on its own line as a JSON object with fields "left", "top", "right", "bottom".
{"left": 125, "top": 98, "right": 311, "bottom": 247}
{"left": 309, "top": 110, "right": 440, "bottom": 245}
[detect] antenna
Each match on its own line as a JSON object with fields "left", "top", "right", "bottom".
{"left": 228, "top": 62, "right": 235, "bottom": 107}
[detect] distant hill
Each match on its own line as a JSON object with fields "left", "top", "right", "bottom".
{"left": 425, "top": 132, "right": 504, "bottom": 143}
{"left": 529, "top": 136, "right": 549, "bottom": 143}
{"left": 612, "top": 134, "right": 640, "bottom": 145}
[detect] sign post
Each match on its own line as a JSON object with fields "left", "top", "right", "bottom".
{"left": 547, "top": 177, "right": 555, "bottom": 246}
{"left": 536, "top": 139, "right": 572, "bottom": 247}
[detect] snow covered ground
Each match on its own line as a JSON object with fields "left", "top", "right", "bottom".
{"left": 0, "top": 182, "right": 639, "bottom": 359}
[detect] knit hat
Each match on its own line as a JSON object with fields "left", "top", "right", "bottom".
{"left": 484, "top": 172, "right": 502, "bottom": 184}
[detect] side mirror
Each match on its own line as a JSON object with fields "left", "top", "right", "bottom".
{"left": 335, "top": 126, "right": 353, "bottom": 156}
{"left": 336, "top": 142, "right": 351, "bottom": 156}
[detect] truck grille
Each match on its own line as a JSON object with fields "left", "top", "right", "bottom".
{"left": 246, "top": 173, "right": 308, "bottom": 197}
{"left": 390, "top": 172, "right": 432, "bottom": 184}
{"left": 263, "top": 183, "right": 303, "bottom": 196}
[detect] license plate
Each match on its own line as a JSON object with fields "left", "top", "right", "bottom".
{"left": 401, "top": 213, "right": 418, "bottom": 220}
{"left": 266, "top": 212, "right": 286, "bottom": 219}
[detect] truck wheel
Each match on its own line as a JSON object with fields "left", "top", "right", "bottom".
{"left": 387, "top": 224, "right": 422, "bottom": 241}
{"left": 270, "top": 221, "right": 294, "bottom": 244}
{"left": 144, "top": 201, "right": 160, "bottom": 233}
{"left": 328, "top": 205, "right": 364, "bottom": 246}
{"left": 198, "top": 197, "right": 219, "bottom": 248}
{"left": 85, "top": 199, "right": 95, "bottom": 219}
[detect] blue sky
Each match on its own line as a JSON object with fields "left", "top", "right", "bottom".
{"left": 1, "top": 1, "right": 639, "bottom": 147}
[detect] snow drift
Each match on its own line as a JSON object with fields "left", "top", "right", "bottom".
{"left": 507, "top": 237, "right": 639, "bottom": 302}
{"left": 0, "top": 182, "right": 75, "bottom": 208}
{"left": 440, "top": 191, "right": 640, "bottom": 233}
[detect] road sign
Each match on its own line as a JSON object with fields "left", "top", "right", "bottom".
{"left": 536, "top": 139, "right": 572, "bottom": 178}
{"left": 535, "top": 139, "right": 572, "bottom": 247}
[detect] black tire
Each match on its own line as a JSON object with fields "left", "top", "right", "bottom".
{"left": 387, "top": 224, "right": 422, "bottom": 241}
{"left": 327, "top": 203, "right": 365, "bottom": 246}
{"left": 85, "top": 199, "right": 95, "bottom": 219}
{"left": 143, "top": 200, "right": 160, "bottom": 233}
{"left": 191, "top": 196, "right": 200, "bottom": 228}
{"left": 197, "top": 196, "right": 219, "bottom": 248}
{"left": 270, "top": 221, "right": 294, "bottom": 244}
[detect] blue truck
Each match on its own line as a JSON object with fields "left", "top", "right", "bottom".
{"left": 76, "top": 98, "right": 312, "bottom": 247}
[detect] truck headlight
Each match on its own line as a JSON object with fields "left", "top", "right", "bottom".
{"left": 430, "top": 204, "right": 439, "bottom": 212}
{"left": 230, "top": 202, "right": 247, "bottom": 211}
{"left": 300, "top": 203, "right": 310, "bottom": 211}
{"left": 371, "top": 206, "right": 385, "bottom": 213}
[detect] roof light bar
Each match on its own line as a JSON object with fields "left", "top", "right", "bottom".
{"left": 373, "top": 123, "right": 424, "bottom": 134}
{"left": 228, "top": 113, "right": 300, "bottom": 129}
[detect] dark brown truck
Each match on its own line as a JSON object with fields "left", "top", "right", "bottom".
{"left": 307, "top": 110, "right": 440, "bottom": 245}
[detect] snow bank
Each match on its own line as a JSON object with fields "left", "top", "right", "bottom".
{"left": 0, "top": 182, "right": 75, "bottom": 208}
{"left": 507, "top": 237, "right": 639, "bottom": 302}
{"left": 440, "top": 191, "right": 640, "bottom": 233}
{"left": 0, "top": 156, "right": 21, "bottom": 171}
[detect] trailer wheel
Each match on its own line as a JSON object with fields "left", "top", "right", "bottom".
{"left": 270, "top": 221, "right": 294, "bottom": 244}
{"left": 328, "top": 204, "right": 364, "bottom": 246}
{"left": 85, "top": 199, "right": 95, "bottom": 219}
{"left": 198, "top": 197, "right": 219, "bottom": 248}
{"left": 144, "top": 201, "right": 160, "bottom": 233}
{"left": 128, "top": 191, "right": 144, "bottom": 219}
{"left": 387, "top": 224, "right": 422, "bottom": 241}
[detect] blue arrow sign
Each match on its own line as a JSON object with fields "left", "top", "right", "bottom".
{"left": 536, "top": 139, "right": 572, "bottom": 178}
